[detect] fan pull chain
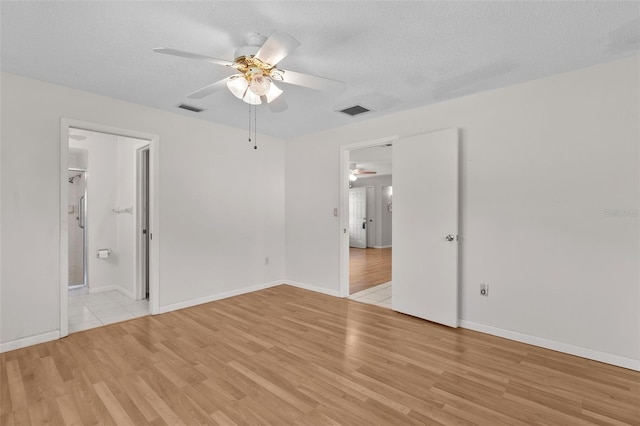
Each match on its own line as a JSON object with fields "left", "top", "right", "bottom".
{"left": 247, "top": 104, "right": 258, "bottom": 150}
{"left": 248, "top": 104, "right": 252, "bottom": 144}
{"left": 253, "top": 105, "right": 257, "bottom": 150}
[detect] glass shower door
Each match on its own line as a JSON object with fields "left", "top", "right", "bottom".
{"left": 68, "top": 169, "right": 87, "bottom": 288}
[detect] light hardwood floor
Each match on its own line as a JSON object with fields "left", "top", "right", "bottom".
{"left": 2, "top": 285, "right": 639, "bottom": 425}
{"left": 349, "top": 247, "right": 392, "bottom": 294}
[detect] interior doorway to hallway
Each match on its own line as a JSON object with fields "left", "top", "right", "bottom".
{"left": 343, "top": 141, "right": 393, "bottom": 301}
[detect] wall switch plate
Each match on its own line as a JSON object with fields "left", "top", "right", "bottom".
{"left": 480, "top": 283, "right": 489, "bottom": 296}
{"left": 265, "top": 257, "right": 270, "bottom": 266}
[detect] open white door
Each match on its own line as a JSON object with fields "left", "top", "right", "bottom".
{"left": 392, "top": 128, "right": 459, "bottom": 327}
{"left": 349, "top": 187, "right": 367, "bottom": 248}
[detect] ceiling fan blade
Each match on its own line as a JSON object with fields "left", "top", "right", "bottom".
{"left": 254, "top": 31, "right": 300, "bottom": 65}
{"left": 352, "top": 167, "right": 377, "bottom": 175}
{"left": 279, "top": 69, "right": 345, "bottom": 93}
{"left": 267, "top": 96, "right": 288, "bottom": 113}
{"left": 187, "top": 77, "right": 233, "bottom": 99}
{"left": 153, "top": 47, "right": 233, "bottom": 67}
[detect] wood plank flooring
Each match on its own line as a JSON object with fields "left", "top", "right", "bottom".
{"left": 349, "top": 247, "right": 392, "bottom": 294}
{"left": 2, "top": 285, "right": 639, "bottom": 425}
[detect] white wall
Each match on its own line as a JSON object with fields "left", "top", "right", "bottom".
{"left": 1, "top": 72, "right": 285, "bottom": 347}
{"left": 285, "top": 56, "right": 640, "bottom": 365}
{"left": 352, "top": 174, "right": 392, "bottom": 248}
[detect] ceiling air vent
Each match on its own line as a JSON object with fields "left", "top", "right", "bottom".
{"left": 338, "top": 105, "right": 371, "bottom": 117}
{"left": 177, "top": 103, "right": 204, "bottom": 113}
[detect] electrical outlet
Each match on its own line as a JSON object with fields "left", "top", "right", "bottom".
{"left": 265, "top": 257, "right": 270, "bottom": 266}
{"left": 480, "top": 283, "right": 489, "bottom": 297}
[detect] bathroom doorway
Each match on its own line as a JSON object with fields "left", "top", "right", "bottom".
{"left": 60, "top": 119, "right": 160, "bottom": 337}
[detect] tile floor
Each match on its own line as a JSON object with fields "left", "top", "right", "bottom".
{"left": 68, "top": 289, "right": 149, "bottom": 333}
{"left": 348, "top": 281, "right": 392, "bottom": 308}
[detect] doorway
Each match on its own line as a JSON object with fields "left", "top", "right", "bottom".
{"left": 60, "top": 119, "right": 160, "bottom": 337}
{"left": 342, "top": 139, "right": 394, "bottom": 304}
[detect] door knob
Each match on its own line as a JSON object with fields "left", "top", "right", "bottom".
{"left": 445, "top": 234, "right": 455, "bottom": 242}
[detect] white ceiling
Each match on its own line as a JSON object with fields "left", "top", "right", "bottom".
{"left": 2, "top": 1, "right": 639, "bottom": 139}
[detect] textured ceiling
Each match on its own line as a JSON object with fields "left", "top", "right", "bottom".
{"left": 2, "top": 1, "right": 639, "bottom": 139}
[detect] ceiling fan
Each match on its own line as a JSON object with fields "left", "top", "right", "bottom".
{"left": 349, "top": 164, "right": 377, "bottom": 181}
{"left": 351, "top": 168, "right": 377, "bottom": 176}
{"left": 350, "top": 163, "right": 377, "bottom": 175}
{"left": 154, "top": 31, "right": 345, "bottom": 112}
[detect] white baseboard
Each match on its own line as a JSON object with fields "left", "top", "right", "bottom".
{"left": 89, "top": 285, "right": 119, "bottom": 294}
{"left": 156, "top": 281, "right": 283, "bottom": 314}
{"left": 157, "top": 280, "right": 340, "bottom": 315}
{"left": 282, "top": 280, "right": 341, "bottom": 297}
{"left": 459, "top": 320, "right": 640, "bottom": 372}
{"left": 0, "top": 330, "right": 60, "bottom": 353}
{"left": 372, "top": 245, "right": 392, "bottom": 249}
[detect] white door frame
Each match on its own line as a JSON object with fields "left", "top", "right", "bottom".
{"left": 59, "top": 118, "right": 161, "bottom": 337}
{"left": 339, "top": 135, "right": 398, "bottom": 297}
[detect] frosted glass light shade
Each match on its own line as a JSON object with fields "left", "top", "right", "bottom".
{"left": 264, "top": 83, "right": 283, "bottom": 103}
{"left": 243, "top": 90, "right": 261, "bottom": 105}
{"left": 249, "top": 74, "right": 271, "bottom": 96}
{"left": 227, "top": 77, "right": 248, "bottom": 99}
{"left": 226, "top": 74, "right": 283, "bottom": 105}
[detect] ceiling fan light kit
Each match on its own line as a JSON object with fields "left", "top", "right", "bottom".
{"left": 154, "top": 30, "right": 345, "bottom": 111}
